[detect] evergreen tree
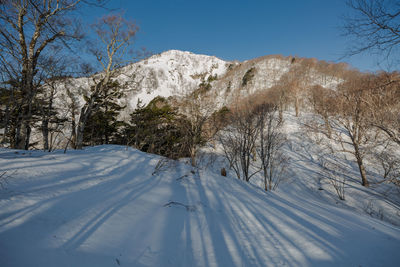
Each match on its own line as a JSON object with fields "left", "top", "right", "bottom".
{"left": 0, "top": 82, "right": 22, "bottom": 146}
{"left": 83, "top": 81, "right": 126, "bottom": 146}
{"left": 128, "top": 96, "right": 190, "bottom": 158}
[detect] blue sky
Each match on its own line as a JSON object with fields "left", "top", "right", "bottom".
{"left": 80, "top": 0, "right": 386, "bottom": 72}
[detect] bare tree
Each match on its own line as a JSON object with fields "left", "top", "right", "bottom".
{"left": 308, "top": 85, "right": 336, "bottom": 138}
{"left": 367, "top": 72, "right": 400, "bottom": 146}
{"left": 357, "top": 72, "right": 400, "bottom": 187}
{"left": 37, "top": 78, "right": 61, "bottom": 151}
{"left": 57, "top": 76, "right": 82, "bottom": 150}
{"left": 254, "top": 103, "right": 288, "bottom": 191}
{"left": 278, "top": 72, "right": 300, "bottom": 117}
{"left": 374, "top": 142, "right": 400, "bottom": 186}
{"left": 35, "top": 55, "right": 74, "bottom": 151}
{"left": 219, "top": 105, "right": 260, "bottom": 182}
{"left": 75, "top": 13, "right": 138, "bottom": 149}
{"left": 319, "top": 156, "right": 347, "bottom": 201}
{"left": 343, "top": 0, "right": 400, "bottom": 61}
{"left": 0, "top": 0, "right": 86, "bottom": 149}
{"left": 178, "top": 87, "right": 219, "bottom": 166}
{"left": 266, "top": 84, "right": 289, "bottom": 122}
{"left": 311, "top": 73, "right": 379, "bottom": 187}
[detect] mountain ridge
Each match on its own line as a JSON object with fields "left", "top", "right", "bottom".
{"left": 36, "top": 49, "right": 354, "bottom": 147}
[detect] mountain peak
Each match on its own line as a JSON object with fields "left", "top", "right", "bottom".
{"left": 154, "top": 49, "right": 227, "bottom": 62}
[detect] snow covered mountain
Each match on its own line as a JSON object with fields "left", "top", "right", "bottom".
{"left": 115, "top": 50, "right": 230, "bottom": 112}
{"left": 23, "top": 49, "right": 354, "bottom": 152}
{"left": 115, "top": 50, "right": 344, "bottom": 110}
{"left": 57, "top": 49, "right": 346, "bottom": 115}
{"left": 52, "top": 50, "right": 231, "bottom": 128}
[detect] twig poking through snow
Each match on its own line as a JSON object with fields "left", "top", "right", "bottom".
{"left": 0, "top": 170, "right": 16, "bottom": 190}
{"left": 163, "top": 201, "right": 196, "bottom": 212}
{"left": 176, "top": 174, "right": 188, "bottom": 181}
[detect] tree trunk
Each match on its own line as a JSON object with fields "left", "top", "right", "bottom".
{"left": 21, "top": 122, "right": 31, "bottom": 150}
{"left": 19, "top": 62, "right": 32, "bottom": 149}
{"left": 16, "top": 64, "right": 35, "bottom": 150}
{"left": 269, "top": 167, "right": 273, "bottom": 191}
{"left": 14, "top": 112, "right": 24, "bottom": 149}
{"left": 76, "top": 106, "right": 88, "bottom": 149}
{"left": 105, "top": 133, "right": 109, "bottom": 144}
{"left": 13, "top": 115, "right": 22, "bottom": 149}
{"left": 323, "top": 114, "right": 332, "bottom": 138}
{"left": 295, "top": 97, "right": 299, "bottom": 117}
{"left": 42, "top": 119, "right": 49, "bottom": 151}
{"left": 76, "top": 99, "right": 95, "bottom": 149}
{"left": 42, "top": 88, "right": 56, "bottom": 151}
{"left": 354, "top": 144, "right": 369, "bottom": 187}
{"left": 278, "top": 100, "right": 284, "bottom": 122}
{"left": 104, "top": 105, "right": 109, "bottom": 144}
{"left": 1, "top": 102, "right": 12, "bottom": 145}
{"left": 356, "top": 155, "right": 369, "bottom": 187}
{"left": 190, "top": 148, "right": 196, "bottom": 167}
{"left": 70, "top": 103, "right": 77, "bottom": 149}
{"left": 17, "top": 118, "right": 31, "bottom": 150}
{"left": 260, "top": 117, "right": 268, "bottom": 191}
{"left": 76, "top": 116, "right": 85, "bottom": 150}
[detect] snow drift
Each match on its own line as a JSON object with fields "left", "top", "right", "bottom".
{"left": 1, "top": 144, "right": 399, "bottom": 267}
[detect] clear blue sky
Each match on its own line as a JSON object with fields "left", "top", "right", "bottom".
{"left": 80, "top": 0, "right": 386, "bottom": 72}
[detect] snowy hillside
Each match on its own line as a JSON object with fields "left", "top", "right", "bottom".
{"left": 120, "top": 50, "right": 229, "bottom": 108}
{"left": 1, "top": 141, "right": 400, "bottom": 266}
{"left": 113, "top": 51, "right": 343, "bottom": 110}
{"left": 34, "top": 50, "right": 351, "bottom": 150}
{"left": 55, "top": 50, "right": 230, "bottom": 115}
{"left": 55, "top": 50, "right": 345, "bottom": 119}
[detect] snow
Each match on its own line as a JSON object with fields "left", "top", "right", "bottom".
{"left": 119, "top": 50, "right": 229, "bottom": 108}
{"left": 281, "top": 112, "right": 400, "bottom": 226}
{"left": 32, "top": 50, "right": 348, "bottom": 148}
{"left": 2, "top": 46, "right": 399, "bottom": 266}
{"left": 1, "top": 141, "right": 400, "bottom": 266}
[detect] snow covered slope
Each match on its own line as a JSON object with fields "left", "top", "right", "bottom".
{"left": 118, "top": 50, "right": 229, "bottom": 110}
{"left": 55, "top": 50, "right": 230, "bottom": 113}
{"left": 1, "top": 145, "right": 400, "bottom": 267}
{"left": 36, "top": 50, "right": 349, "bottom": 149}
{"left": 55, "top": 50, "right": 344, "bottom": 117}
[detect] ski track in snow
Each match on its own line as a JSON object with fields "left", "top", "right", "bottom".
{"left": 1, "top": 143, "right": 400, "bottom": 267}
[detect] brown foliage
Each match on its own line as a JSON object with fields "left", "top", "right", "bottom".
{"left": 221, "top": 168, "right": 227, "bottom": 177}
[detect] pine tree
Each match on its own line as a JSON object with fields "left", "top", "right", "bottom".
{"left": 83, "top": 81, "right": 126, "bottom": 146}
{"left": 128, "top": 96, "right": 190, "bottom": 158}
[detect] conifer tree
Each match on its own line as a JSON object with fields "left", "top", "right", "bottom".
{"left": 83, "top": 81, "right": 125, "bottom": 146}
{"left": 129, "top": 96, "right": 190, "bottom": 158}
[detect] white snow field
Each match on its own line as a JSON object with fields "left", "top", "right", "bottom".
{"left": 1, "top": 144, "right": 400, "bottom": 267}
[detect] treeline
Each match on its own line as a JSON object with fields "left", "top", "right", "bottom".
{"left": 0, "top": 1, "right": 138, "bottom": 151}
{"left": 263, "top": 63, "right": 400, "bottom": 192}
{"left": 216, "top": 65, "right": 399, "bottom": 194}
